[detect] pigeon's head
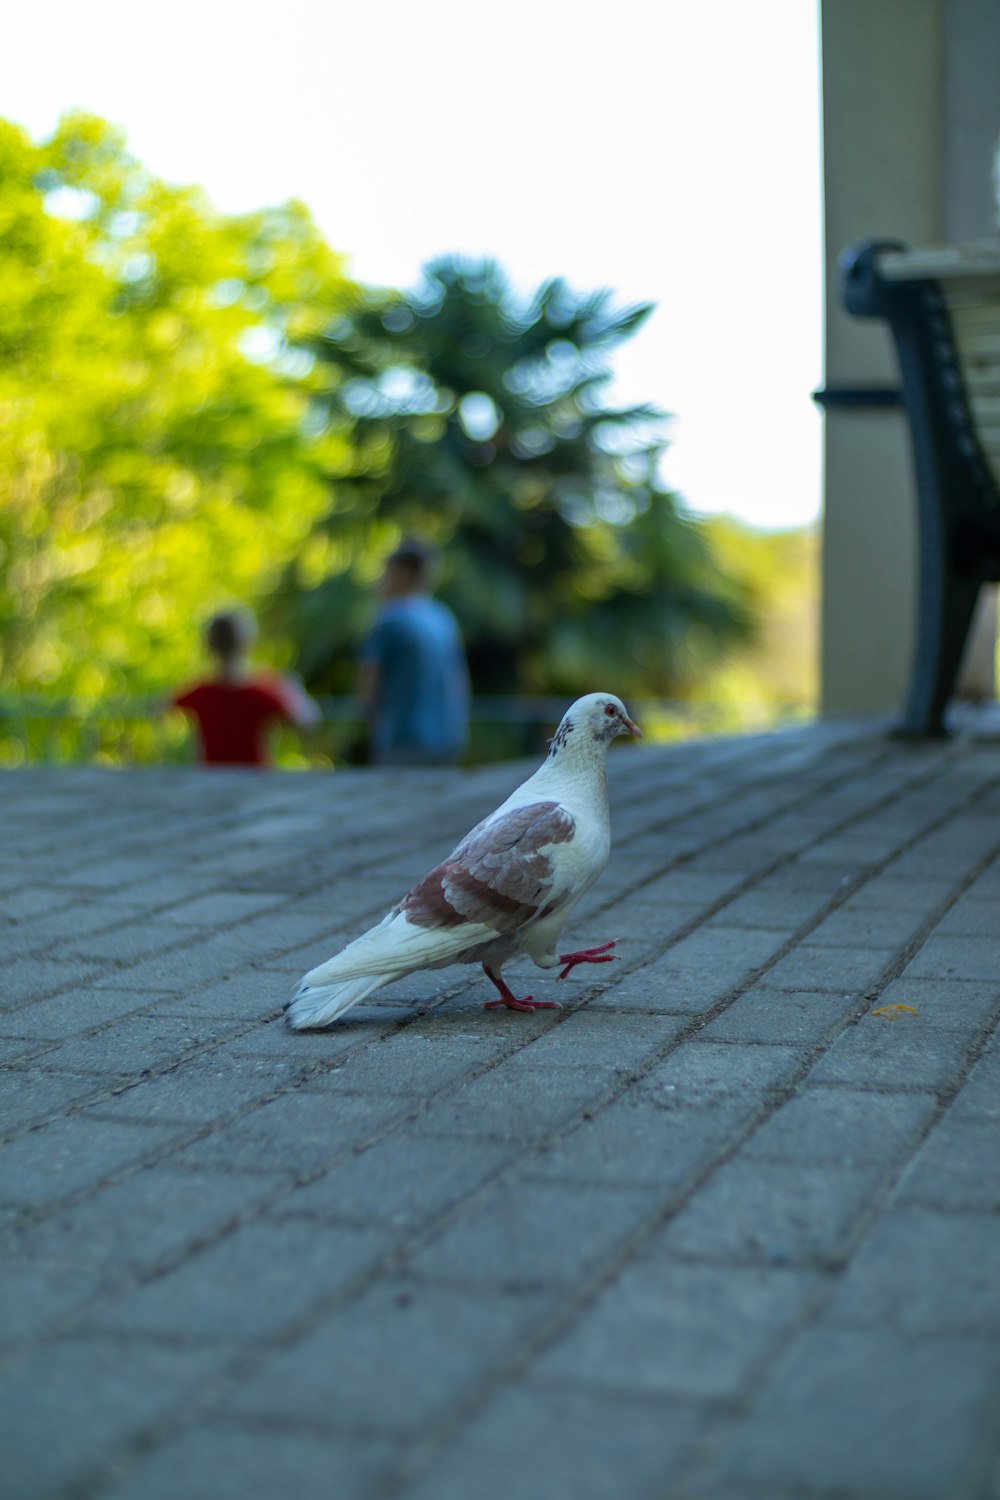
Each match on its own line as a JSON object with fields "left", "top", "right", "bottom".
{"left": 550, "top": 693, "right": 642, "bottom": 757}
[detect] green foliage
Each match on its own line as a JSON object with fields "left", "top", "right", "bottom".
{"left": 2, "top": 116, "right": 797, "bottom": 762}
{"left": 693, "top": 519, "right": 820, "bottom": 719}
{"left": 277, "top": 256, "right": 755, "bottom": 696}
{"left": 0, "top": 112, "right": 353, "bottom": 702}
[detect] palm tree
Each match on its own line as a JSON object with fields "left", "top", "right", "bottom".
{"left": 277, "top": 256, "right": 753, "bottom": 697}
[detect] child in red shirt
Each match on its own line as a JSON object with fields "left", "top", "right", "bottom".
{"left": 172, "top": 609, "right": 321, "bottom": 766}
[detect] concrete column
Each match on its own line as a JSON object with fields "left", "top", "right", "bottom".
{"left": 943, "top": 0, "right": 1000, "bottom": 242}
{"left": 820, "top": 0, "right": 1000, "bottom": 717}
{"left": 945, "top": 0, "right": 1000, "bottom": 701}
{"left": 820, "top": 0, "right": 944, "bottom": 716}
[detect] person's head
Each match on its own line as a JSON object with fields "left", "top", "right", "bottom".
{"left": 205, "top": 608, "right": 257, "bottom": 666}
{"left": 377, "top": 540, "right": 436, "bottom": 599}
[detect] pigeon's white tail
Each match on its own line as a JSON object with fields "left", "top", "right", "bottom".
{"left": 284, "top": 973, "right": 386, "bottom": 1030}
{"left": 284, "top": 908, "right": 496, "bottom": 1030}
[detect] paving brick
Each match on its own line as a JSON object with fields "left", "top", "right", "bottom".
{"left": 48, "top": 854, "right": 169, "bottom": 891}
{"left": 896, "top": 1115, "right": 1000, "bottom": 1210}
{"left": 697, "top": 1327, "right": 1000, "bottom": 1500}
{"left": 401, "top": 1386, "right": 707, "bottom": 1500}
{"left": 78, "top": 1050, "right": 298, "bottom": 1126}
{"left": 627, "top": 870, "right": 746, "bottom": 906}
{"left": 570, "top": 902, "right": 695, "bottom": 947}
{"left": 949, "top": 1047, "right": 1000, "bottom": 1121}
{"left": 0, "top": 1037, "right": 56, "bottom": 1066}
{"left": 0, "top": 1336, "right": 230, "bottom": 1500}
{"left": 632, "top": 1040, "right": 805, "bottom": 1113}
{"left": 873, "top": 975, "right": 1000, "bottom": 1033}
{"left": 744, "top": 861, "right": 856, "bottom": 896}
{"left": 902, "top": 934, "right": 1000, "bottom": 982}
{"left": 167, "top": 1087, "right": 411, "bottom": 1175}
{"left": 594, "top": 929, "right": 789, "bottom": 1015}
{"left": 49, "top": 920, "right": 206, "bottom": 964}
{"left": 931, "top": 896, "right": 1000, "bottom": 938}
{"left": 710, "top": 887, "right": 829, "bottom": 932}
{"left": 806, "top": 904, "right": 930, "bottom": 948}
{"left": 157, "top": 972, "right": 288, "bottom": 1022}
{"left": 1, "top": 900, "right": 148, "bottom": 959}
{"left": 0, "top": 1259, "right": 108, "bottom": 1348}
{"left": 968, "top": 860, "right": 1000, "bottom": 897}
{"left": 222, "top": 1279, "right": 550, "bottom": 1435}
{"left": 796, "top": 835, "right": 899, "bottom": 868}
{"left": 402, "top": 1009, "right": 556, "bottom": 1052}
{"left": 415, "top": 1062, "right": 613, "bottom": 1143}
{"left": 662, "top": 928, "right": 792, "bottom": 980}
{"left": 219, "top": 1014, "right": 370, "bottom": 1059}
{"left": 4, "top": 727, "right": 999, "bottom": 1500}
{"left": 845, "top": 872, "right": 954, "bottom": 911}
{"left": 3, "top": 1166, "right": 276, "bottom": 1276}
{"left": 590, "top": 967, "right": 734, "bottom": 1016}
{"left": 763, "top": 944, "right": 894, "bottom": 994}
{"left": 232, "top": 910, "right": 363, "bottom": 970}
{"left": 0, "top": 1067, "right": 112, "bottom": 1137}
{"left": 654, "top": 1158, "right": 884, "bottom": 1267}
{"left": 156, "top": 891, "right": 291, "bottom": 927}
{"left": 537, "top": 1260, "right": 820, "bottom": 1399}
{"left": 98, "top": 1426, "right": 394, "bottom": 1500}
{"left": 0, "top": 886, "right": 79, "bottom": 922}
{"left": 0, "top": 985, "right": 173, "bottom": 1042}
{"left": 312, "top": 1029, "right": 502, "bottom": 1096}
{"left": 1, "top": 958, "right": 103, "bottom": 1007}
{"left": 699, "top": 985, "right": 858, "bottom": 1045}
{"left": 103, "top": 870, "right": 224, "bottom": 907}
{"left": 268, "top": 1133, "right": 514, "bottom": 1232}
{"left": 684, "top": 839, "right": 785, "bottom": 876}
{"left": 828, "top": 1206, "right": 1000, "bottom": 1334}
{"left": 405, "top": 1177, "right": 660, "bottom": 1289}
{"left": 886, "top": 843, "right": 991, "bottom": 880}
{"left": 86, "top": 929, "right": 280, "bottom": 992}
{"left": 36, "top": 1012, "right": 230, "bottom": 1076}
{"left": 510, "top": 1009, "right": 687, "bottom": 1072}
{"left": 805, "top": 1013, "right": 976, "bottom": 1090}
{"left": 0, "top": 1115, "right": 185, "bottom": 1209}
{"left": 90, "top": 1218, "right": 387, "bottom": 1341}
{"left": 740, "top": 1087, "right": 937, "bottom": 1166}
{"left": 523, "top": 1095, "right": 748, "bottom": 1191}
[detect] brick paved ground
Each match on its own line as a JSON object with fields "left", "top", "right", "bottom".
{"left": 2, "top": 716, "right": 1000, "bottom": 1500}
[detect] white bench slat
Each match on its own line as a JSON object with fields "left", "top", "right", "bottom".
{"left": 877, "top": 241, "right": 1000, "bottom": 282}
{"left": 958, "top": 371, "right": 1000, "bottom": 402}
{"left": 865, "top": 239, "right": 1000, "bottom": 486}
{"left": 943, "top": 299, "right": 1000, "bottom": 330}
{"left": 968, "top": 394, "right": 1000, "bottom": 423}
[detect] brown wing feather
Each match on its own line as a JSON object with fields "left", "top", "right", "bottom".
{"left": 400, "top": 801, "right": 575, "bottom": 934}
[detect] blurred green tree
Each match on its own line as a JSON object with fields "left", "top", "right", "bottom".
{"left": 694, "top": 518, "right": 819, "bottom": 720}
{"left": 0, "top": 112, "right": 353, "bottom": 701}
{"left": 278, "top": 256, "right": 754, "bottom": 696}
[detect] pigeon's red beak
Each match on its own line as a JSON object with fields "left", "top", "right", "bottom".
{"left": 623, "top": 715, "right": 642, "bottom": 739}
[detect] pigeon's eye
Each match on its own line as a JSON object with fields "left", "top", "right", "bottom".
{"left": 604, "top": 704, "right": 617, "bottom": 717}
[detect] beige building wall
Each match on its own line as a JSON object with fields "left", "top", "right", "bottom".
{"left": 820, "top": 0, "right": 1000, "bottom": 716}
{"left": 820, "top": 0, "right": 943, "bottom": 715}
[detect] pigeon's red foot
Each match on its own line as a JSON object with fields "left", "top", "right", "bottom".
{"left": 484, "top": 994, "right": 561, "bottom": 1012}
{"left": 482, "top": 966, "right": 561, "bottom": 1013}
{"left": 557, "top": 940, "right": 618, "bottom": 981}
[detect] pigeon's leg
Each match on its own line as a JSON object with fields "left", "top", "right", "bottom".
{"left": 557, "top": 939, "right": 618, "bottom": 981}
{"left": 482, "top": 963, "right": 561, "bottom": 1013}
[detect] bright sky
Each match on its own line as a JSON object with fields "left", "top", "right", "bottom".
{"left": 4, "top": 0, "right": 823, "bottom": 530}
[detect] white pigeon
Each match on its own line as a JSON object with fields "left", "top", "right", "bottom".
{"left": 285, "top": 692, "right": 642, "bottom": 1029}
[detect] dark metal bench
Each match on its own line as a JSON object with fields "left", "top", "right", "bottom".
{"left": 837, "top": 238, "right": 1000, "bottom": 737}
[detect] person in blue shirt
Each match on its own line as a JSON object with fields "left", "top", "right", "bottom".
{"left": 359, "top": 540, "right": 470, "bottom": 766}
